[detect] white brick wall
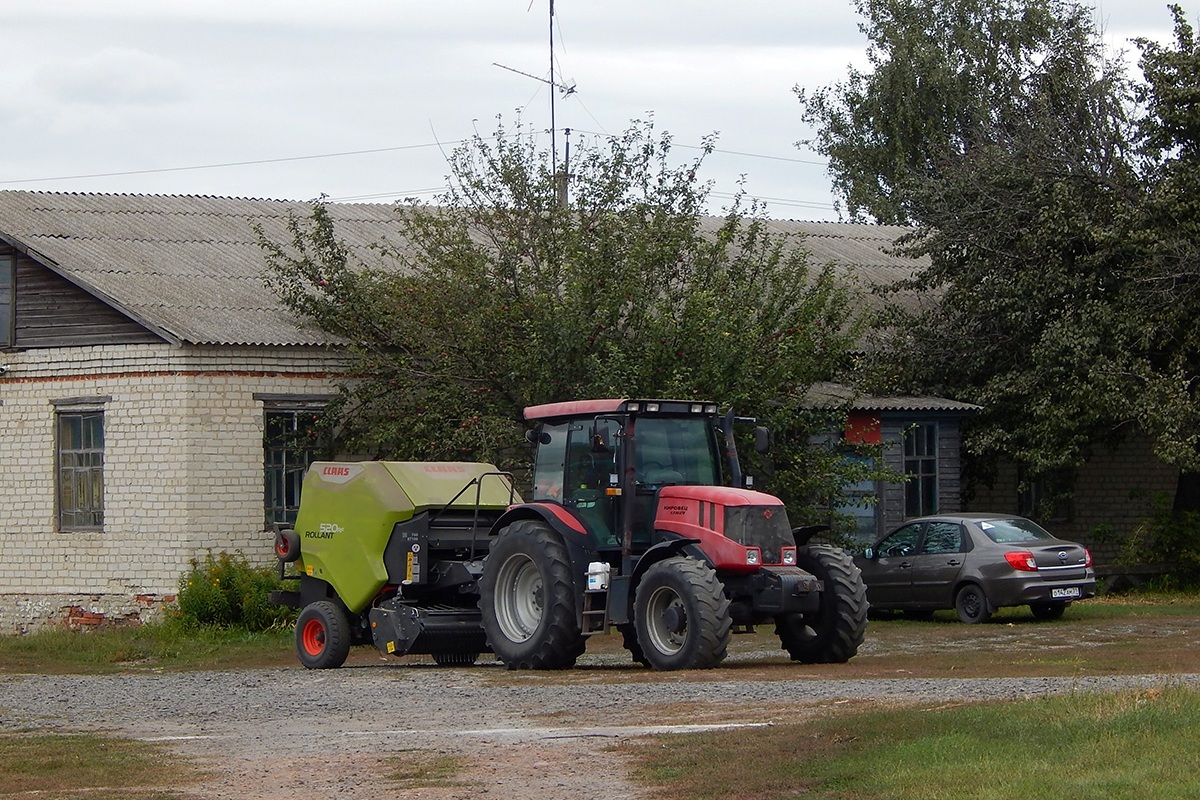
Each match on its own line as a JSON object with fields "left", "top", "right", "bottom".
{"left": 0, "top": 343, "right": 341, "bottom": 632}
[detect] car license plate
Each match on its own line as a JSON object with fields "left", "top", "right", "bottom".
{"left": 1052, "top": 587, "right": 1081, "bottom": 599}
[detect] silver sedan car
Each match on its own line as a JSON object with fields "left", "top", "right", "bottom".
{"left": 854, "top": 514, "right": 1096, "bottom": 623}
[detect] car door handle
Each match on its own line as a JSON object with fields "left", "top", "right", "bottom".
{"left": 898, "top": 562, "right": 912, "bottom": 569}
{"left": 945, "top": 559, "right": 962, "bottom": 566}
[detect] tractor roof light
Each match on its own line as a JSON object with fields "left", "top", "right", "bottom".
{"left": 627, "top": 402, "right": 640, "bottom": 412}
{"left": 690, "top": 403, "right": 704, "bottom": 413}
{"left": 704, "top": 404, "right": 718, "bottom": 414}
{"left": 645, "top": 402, "right": 660, "bottom": 412}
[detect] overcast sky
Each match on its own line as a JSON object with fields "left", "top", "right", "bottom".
{"left": 0, "top": 1, "right": 1186, "bottom": 220}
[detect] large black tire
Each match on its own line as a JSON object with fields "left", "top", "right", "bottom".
{"left": 479, "top": 519, "right": 585, "bottom": 670}
{"left": 776, "top": 544, "right": 868, "bottom": 663}
{"left": 618, "top": 622, "right": 649, "bottom": 667}
{"left": 295, "top": 600, "right": 352, "bottom": 669}
{"left": 1030, "top": 601, "right": 1067, "bottom": 620}
{"left": 955, "top": 583, "right": 992, "bottom": 624}
{"left": 633, "top": 556, "right": 732, "bottom": 671}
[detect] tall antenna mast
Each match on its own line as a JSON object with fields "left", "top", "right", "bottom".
{"left": 549, "top": 0, "right": 557, "bottom": 177}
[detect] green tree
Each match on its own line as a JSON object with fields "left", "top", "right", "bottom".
{"left": 797, "top": 0, "right": 1193, "bottom": 512}
{"left": 260, "top": 118, "right": 872, "bottom": 525}
{"left": 1127, "top": 4, "right": 1200, "bottom": 509}
{"left": 797, "top": 0, "right": 1122, "bottom": 224}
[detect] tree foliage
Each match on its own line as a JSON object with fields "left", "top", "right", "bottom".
{"left": 260, "top": 119, "right": 872, "bottom": 524}
{"left": 800, "top": 0, "right": 1200, "bottom": 513}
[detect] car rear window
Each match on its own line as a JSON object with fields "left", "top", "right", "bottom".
{"left": 978, "top": 518, "right": 1056, "bottom": 544}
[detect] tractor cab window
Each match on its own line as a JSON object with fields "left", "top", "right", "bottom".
{"left": 531, "top": 422, "right": 569, "bottom": 501}
{"left": 634, "top": 417, "right": 720, "bottom": 487}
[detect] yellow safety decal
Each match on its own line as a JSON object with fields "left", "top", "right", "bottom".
{"left": 387, "top": 641, "right": 396, "bottom": 654}
{"left": 406, "top": 551, "right": 414, "bottom": 582}
{"left": 306, "top": 564, "right": 314, "bottom": 576}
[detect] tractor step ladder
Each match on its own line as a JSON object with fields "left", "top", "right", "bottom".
{"left": 581, "top": 589, "right": 609, "bottom": 635}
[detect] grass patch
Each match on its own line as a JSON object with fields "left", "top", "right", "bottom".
{"left": 0, "top": 731, "right": 203, "bottom": 799}
{"left": 621, "top": 687, "right": 1200, "bottom": 800}
{"left": 385, "top": 751, "right": 469, "bottom": 790}
{"left": 0, "top": 620, "right": 295, "bottom": 674}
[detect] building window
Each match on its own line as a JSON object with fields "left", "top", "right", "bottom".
{"left": 903, "top": 422, "right": 938, "bottom": 517}
{"left": 0, "top": 253, "right": 13, "bottom": 348}
{"left": 263, "top": 406, "right": 327, "bottom": 527}
{"left": 57, "top": 408, "right": 105, "bottom": 530}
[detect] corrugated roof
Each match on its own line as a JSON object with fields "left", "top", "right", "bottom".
{"left": 0, "top": 190, "right": 927, "bottom": 347}
{"left": 806, "top": 382, "right": 982, "bottom": 414}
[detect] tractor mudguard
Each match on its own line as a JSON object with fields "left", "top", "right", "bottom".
{"left": 792, "top": 525, "right": 831, "bottom": 546}
{"left": 489, "top": 502, "right": 606, "bottom": 569}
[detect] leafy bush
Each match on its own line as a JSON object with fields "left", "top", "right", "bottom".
{"left": 1118, "top": 496, "right": 1200, "bottom": 590}
{"left": 176, "top": 552, "right": 294, "bottom": 631}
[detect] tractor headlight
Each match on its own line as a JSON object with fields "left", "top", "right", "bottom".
{"left": 690, "top": 403, "right": 704, "bottom": 413}
{"left": 782, "top": 547, "right": 797, "bottom": 565}
{"left": 746, "top": 549, "right": 761, "bottom": 566}
{"left": 645, "top": 402, "right": 660, "bottom": 412}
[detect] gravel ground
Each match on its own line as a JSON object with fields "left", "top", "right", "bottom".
{"left": 3, "top": 652, "right": 1199, "bottom": 799}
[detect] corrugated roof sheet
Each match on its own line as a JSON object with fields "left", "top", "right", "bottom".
{"left": 806, "top": 382, "right": 982, "bottom": 414}
{"left": 0, "top": 190, "right": 928, "bottom": 347}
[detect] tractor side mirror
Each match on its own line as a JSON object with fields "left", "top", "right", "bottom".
{"left": 525, "top": 429, "right": 551, "bottom": 445}
{"left": 754, "top": 426, "right": 772, "bottom": 454}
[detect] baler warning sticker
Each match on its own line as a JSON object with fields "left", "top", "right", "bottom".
{"left": 406, "top": 551, "right": 414, "bottom": 582}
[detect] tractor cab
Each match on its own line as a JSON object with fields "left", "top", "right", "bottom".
{"left": 525, "top": 399, "right": 739, "bottom": 553}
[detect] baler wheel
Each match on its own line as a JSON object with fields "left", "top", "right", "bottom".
{"left": 634, "top": 556, "right": 731, "bottom": 671}
{"left": 479, "top": 519, "right": 584, "bottom": 670}
{"left": 776, "top": 544, "right": 868, "bottom": 663}
{"left": 295, "top": 600, "right": 351, "bottom": 669}
{"left": 274, "top": 529, "right": 301, "bottom": 562}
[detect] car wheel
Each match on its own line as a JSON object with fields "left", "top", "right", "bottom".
{"left": 1030, "top": 601, "right": 1067, "bottom": 620}
{"left": 954, "top": 584, "right": 991, "bottom": 624}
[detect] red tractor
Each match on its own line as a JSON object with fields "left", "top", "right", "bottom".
{"left": 478, "top": 398, "right": 868, "bottom": 670}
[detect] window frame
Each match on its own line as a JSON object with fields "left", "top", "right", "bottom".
{"left": 0, "top": 251, "right": 13, "bottom": 349}
{"left": 53, "top": 397, "right": 109, "bottom": 532}
{"left": 259, "top": 395, "right": 333, "bottom": 529}
{"left": 903, "top": 422, "right": 939, "bottom": 517}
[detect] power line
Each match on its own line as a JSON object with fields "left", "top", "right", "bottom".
{"left": 0, "top": 141, "right": 470, "bottom": 186}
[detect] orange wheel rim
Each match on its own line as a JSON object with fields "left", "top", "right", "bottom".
{"left": 301, "top": 618, "right": 326, "bottom": 655}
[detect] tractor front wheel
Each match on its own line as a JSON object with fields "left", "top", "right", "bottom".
{"left": 479, "top": 519, "right": 585, "bottom": 670}
{"left": 776, "top": 545, "right": 868, "bottom": 663}
{"left": 634, "top": 556, "right": 731, "bottom": 671}
{"left": 295, "top": 600, "right": 351, "bottom": 670}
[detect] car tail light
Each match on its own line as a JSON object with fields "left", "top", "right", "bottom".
{"left": 1084, "top": 548, "right": 1093, "bottom": 568}
{"left": 1005, "top": 551, "right": 1038, "bottom": 572}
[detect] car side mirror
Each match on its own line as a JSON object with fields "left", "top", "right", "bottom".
{"left": 863, "top": 546, "right": 875, "bottom": 560}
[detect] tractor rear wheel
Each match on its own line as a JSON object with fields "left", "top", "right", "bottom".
{"left": 776, "top": 545, "right": 868, "bottom": 663}
{"left": 634, "top": 556, "right": 731, "bottom": 671}
{"left": 479, "top": 519, "right": 585, "bottom": 670}
{"left": 295, "top": 600, "right": 352, "bottom": 670}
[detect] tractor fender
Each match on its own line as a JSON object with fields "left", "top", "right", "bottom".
{"left": 607, "top": 536, "right": 702, "bottom": 625}
{"left": 488, "top": 502, "right": 601, "bottom": 573}
{"left": 792, "top": 524, "right": 831, "bottom": 546}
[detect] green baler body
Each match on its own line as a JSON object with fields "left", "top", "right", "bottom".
{"left": 293, "top": 461, "right": 516, "bottom": 612}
